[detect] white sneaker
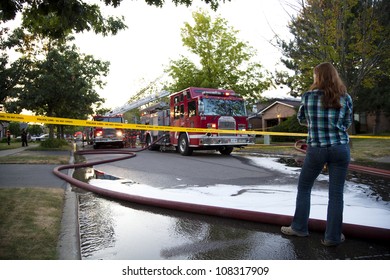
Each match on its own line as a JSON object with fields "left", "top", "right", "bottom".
{"left": 281, "top": 226, "right": 309, "bottom": 237}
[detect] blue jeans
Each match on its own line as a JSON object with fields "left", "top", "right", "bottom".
{"left": 291, "top": 143, "right": 350, "bottom": 243}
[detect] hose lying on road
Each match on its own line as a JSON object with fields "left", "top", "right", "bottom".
{"left": 53, "top": 137, "right": 390, "bottom": 242}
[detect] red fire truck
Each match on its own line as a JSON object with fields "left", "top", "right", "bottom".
{"left": 140, "top": 87, "right": 255, "bottom": 155}
{"left": 91, "top": 114, "right": 126, "bottom": 149}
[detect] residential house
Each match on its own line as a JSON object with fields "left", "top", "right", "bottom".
{"left": 355, "top": 111, "right": 390, "bottom": 134}
{"left": 249, "top": 98, "right": 389, "bottom": 133}
{"left": 248, "top": 98, "right": 301, "bottom": 131}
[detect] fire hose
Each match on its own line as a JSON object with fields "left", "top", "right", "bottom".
{"left": 53, "top": 136, "right": 390, "bottom": 241}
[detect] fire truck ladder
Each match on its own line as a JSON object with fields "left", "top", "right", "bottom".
{"left": 108, "top": 75, "right": 171, "bottom": 115}
{"left": 108, "top": 90, "right": 170, "bottom": 115}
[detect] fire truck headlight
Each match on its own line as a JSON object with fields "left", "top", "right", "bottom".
{"left": 238, "top": 124, "right": 246, "bottom": 131}
{"left": 207, "top": 123, "right": 217, "bottom": 129}
{"left": 116, "top": 130, "right": 123, "bottom": 137}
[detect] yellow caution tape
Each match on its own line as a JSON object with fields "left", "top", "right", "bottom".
{"left": 1, "top": 113, "right": 389, "bottom": 139}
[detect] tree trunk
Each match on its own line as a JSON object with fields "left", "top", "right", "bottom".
{"left": 373, "top": 110, "right": 381, "bottom": 134}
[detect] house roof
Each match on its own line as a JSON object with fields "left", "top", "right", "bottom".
{"left": 257, "top": 98, "right": 300, "bottom": 110}
{"left": 258, "top": 101, "right": 294, "bottom": 115}
{"left": 248, "top": 98, "right": 300, "bottom": 119}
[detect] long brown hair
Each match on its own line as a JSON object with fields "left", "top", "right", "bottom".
{"left": 309, "top": 62, "right": 347, "bottom": 109}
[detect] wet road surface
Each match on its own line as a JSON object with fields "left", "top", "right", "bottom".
{"left": 77, "top": 192, "right": 389, "bottom": 260}
{"left": 74, "top": 150, "right": 390, "bottom": 260}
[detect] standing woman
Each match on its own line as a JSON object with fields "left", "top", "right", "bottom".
{"left": 281, "top": 62, "right": 353, "bottom": 246}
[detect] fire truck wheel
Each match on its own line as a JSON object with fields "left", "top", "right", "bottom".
{"left": 178, "top": 134, "right": 193, "bottom": 156}
{"left": 219, "top": 146, "right": 234, "bottom": 155}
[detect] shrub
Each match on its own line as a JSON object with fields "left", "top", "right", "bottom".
{"left": 270, "top": 114, "right": 307, "bottom": 142}
{"left": 40, "top": 138, "right": 68, "bottom": 149}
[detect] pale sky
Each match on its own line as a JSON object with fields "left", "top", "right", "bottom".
{"left": 73, "top": 0, "right": 297, "bottom": 109}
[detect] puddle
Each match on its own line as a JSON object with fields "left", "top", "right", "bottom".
{"left": 347, "top": 172, "right": 390, "bottom": 202}
{"left": 79, "top": 193, "right": 116, "bottom": 258}
{"left": 77, "top": 193, "right": 297, "bottom": 260}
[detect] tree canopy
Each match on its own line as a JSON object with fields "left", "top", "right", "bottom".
{"left": 0, "top": 0, "right": 229, "bottom": 39}
{"left": 6, "top": 37, "right": 108, "bottom": 120}
{"left": 0, "top": 28, "right": 27, "bottom": 105}
{"left": 1, "top": 0, "right": 127, "bottom": 40}
{"left": 166, "top": 10, "right": 272, "bottom": 104}
{"left": 0, "top": 0, "right": 232, "bottom": 114}
{"left": 276, "top": 0, "right": 390, "bottom": 99}
{"left": 275, "top": 0, "right": 390, "bottom": 133}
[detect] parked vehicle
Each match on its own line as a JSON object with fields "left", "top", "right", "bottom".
{"left": 140, "top": 87, "right": 255, "bottom": 155}
{"left": 90, "top": 114, "right": 126, "bottom": 149}
{"left": 35, "top": 134, "right": 49, "bottom": 141}
{"left": 30, "top": 135, "right": 40, "bottom": 141}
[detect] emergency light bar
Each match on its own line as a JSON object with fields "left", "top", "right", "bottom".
{"left": 199, "top": 90, "right": 239, "bottom": 97}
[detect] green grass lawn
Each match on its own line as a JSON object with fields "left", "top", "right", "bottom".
{"left": 240, "top": 137, "right": 390, "bottom": 163}
{"left": 0, "top": 188, "right": 64, "bottom": 260}
{"left": 349, "top": 138, "right": 390, "bottom": 162}
{"left": 0, "top": 142, "right": 22, "bottom": 150}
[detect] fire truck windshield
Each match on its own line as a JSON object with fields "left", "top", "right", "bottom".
{"left": 94, "top": 116, "right": 123, "bottom": 123}
{"left": 200, "top": 98, "right": 247, "bottom": 116}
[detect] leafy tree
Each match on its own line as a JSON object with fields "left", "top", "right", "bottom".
{"left": 166, "top": 10, "right": 272, "bottom": 104}
{"left": 124, "top": 109, "right": 142, "bottom": 124}
{"left": 276, "top": 0, "right": 390, "bottom": 99}
{"left": 0, "top": 0, "right": 229, "bottom": 39}
{"left": 6, "top": 39, "right": 108, "bottom": 137}
{"left": 7, "top": 121, "right": 21, "bottom": 137}
{"left": 140, "top": 0, "right": 228, "bottom": 9}
{"left": 0, "top": 0, "right": 230, "bottom": 108}
{"left": 355, "top": 69, "right": 390, "bottom": 134}
{"left": 95, "top": 107, "right": 112, "bottom": 116}
{"left": 7, "top": 42, "right": 107, "bottom": 118}
{"left": 0, "top": 0, "right": 127, "bottom": 39}
{"left": 353, "top": 0, "right": 390, "bottom": 133}
{"left": 275, "top": 0, "right": 390, "bottom": 133}
{"left": 0, "top": 27, "right": 31, "bottom": 105}
{"left": 27, "top": 124, "right": 44, "bottom": 136}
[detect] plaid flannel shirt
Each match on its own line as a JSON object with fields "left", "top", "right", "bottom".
{"left": 297, "top": 90, "right": 353, "bottom": 147}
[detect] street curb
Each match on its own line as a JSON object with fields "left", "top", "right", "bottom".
{"left": 57, "top": 149, "right": 81, "bottom": 260}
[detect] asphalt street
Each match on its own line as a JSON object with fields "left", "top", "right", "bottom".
{"left": 1, "top": 145, "right": 389, "bottom": 260}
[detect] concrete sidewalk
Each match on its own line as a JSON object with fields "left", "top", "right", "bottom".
{"left": 0, "top": 145, "right": 81, "bottom": 259}
{"left": 0, "top": 145, "right": 70, "bottom": 188}
{"left": 0, "top": 145, "right": 34, "bottom": 157}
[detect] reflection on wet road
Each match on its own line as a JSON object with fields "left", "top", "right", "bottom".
{"left": 75, "top": 152, "right": 390, "bottom": 260}
{"left": 79, "top": 193, "right": 116, "bottom": 258}
{"left": 78, "top": 193, "right": 298, "bottom": 260}
{"left": 78, "top": 192, "right": 389, "bottom": 260}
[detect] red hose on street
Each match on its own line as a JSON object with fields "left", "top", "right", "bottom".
{"left": 53, "top": 139, "right": 390, "bottom": 242}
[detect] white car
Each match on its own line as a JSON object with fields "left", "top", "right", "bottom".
{"left": 36, "top": 134, "right": 49, "bottom": 141}
{"left": 30, "top": 135, "right": 40, "bottom": 141}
